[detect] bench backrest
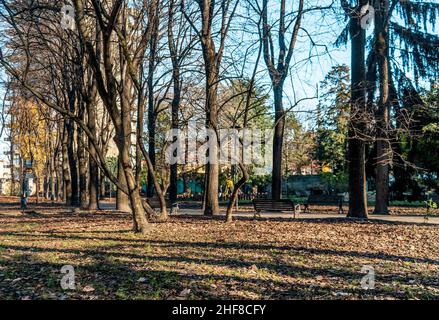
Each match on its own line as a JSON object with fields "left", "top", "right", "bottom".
{"left": 429, "top": 193, "right": 439, "bottom": 203}
{"left": 307, "top": 194, "right": 343, "bottom": 205}
{"left": 253, "top": 199, "right": 295, "bottom": 211}
{"left": 147, "top": 197, "right": 172, "bottom": 208}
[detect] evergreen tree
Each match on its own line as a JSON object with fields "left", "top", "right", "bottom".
{"left": 317, "top": 64, "right": 350, "bottom": 174}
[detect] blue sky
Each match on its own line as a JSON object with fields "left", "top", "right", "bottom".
{"left": 0, "top": 0, "right": 382, "bottom": 160}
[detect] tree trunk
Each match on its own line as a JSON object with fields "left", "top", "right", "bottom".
{"left": 374, "top": 0, "right": 390, "bottom": 215}
{"left": 138, "top": 140, "right": 168, "bottom": 220}
{"left": 116, "top": 115, "right": 150, "bottom": 232}
{"left": 116, "top": 159, "right": 131, "bottom": 212}
{"left": 168, "top": 3, "right": 181, "bottom": 205}
{"left": 169, "top": 77, "right": 180, "bottom": 204}
{"left": 78, "top": 125, "right": 88, "bottom": 209}
{"left": 146, "top": 98, "right": 156, "bottom": 198}
{"left": 50, "top": 160, "right": 56, "bottom": 201}
{"left": 67, "top": 120, "right": 79, "bottom": 207}
{"left": 203, "top": 72, "right": 220, "bottom": 216}
{"left": 100, "top": 169, "right": 106, "bottom": 198}
{"left": 10, "top": 139, "right": 15, "bottom": 196}
{"left": 87, "top": 94, "right": 99, "bottom": 210}
{"left": 146, "top": 17, "right": 159, "bottom": 199}
{"left": 62, "top": 125, "right": 72, "bottom": 205}
{"left": 272, "top": 84, "right": 285, "bottom": 200}
{"left": 88, "top": 142, "right": 100, "bottom": 210}
{"left": 347, "top": 1, "right": 369, "bottom": 218}
{"left": 135, "top": 82, "right": 144, "bottom": 185}
{"left": 119, "top": 50, "right": 151, "bottom": 231}
{"left": 43, "top": 175, "right": 49, "bottom": 199}
{"left": 226, "top": 163, "right": 249, "bottom": 222}
{"left": 35, "top": 175, "right": 39, "bottom": 204}
{"left": 56, "top": 167, "right": 61, "bottom": 201}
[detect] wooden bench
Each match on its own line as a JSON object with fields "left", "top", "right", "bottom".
{"left": 304, "top": 194, "right": 344, "bottom": 214}
{"left": 252, "top": 199, "right": 298, "bottom": 218}
{"left": 147, "top": 197, "right": 179, "bottom": 214}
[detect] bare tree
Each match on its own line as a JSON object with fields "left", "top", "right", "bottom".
{"left": 182, "top": 0, "right": 239, "bottom": 215}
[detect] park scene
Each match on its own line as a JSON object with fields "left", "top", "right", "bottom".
{"left": 0, "top": 0, "right": 438, "bottom": 301}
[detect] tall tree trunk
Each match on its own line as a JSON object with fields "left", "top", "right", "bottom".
{"left": 146, "top": 14, "right": 159, "bottom": 199}
{"left": 78, "top": 125, "right": 88, "bottom": 209}
{"left": 62, "top": 125, "right": 72, "bottom": 205}
{"left": 168, "top": 75, "right": 180, "bottom": 204}
{"left": 119, "top": 43, "right": 152, "bottom": 228}
{"left": 135, "top": 78, "right": 144, "bottom": 185}
{"left": 146, "top": 91, "right": 156, "bottom": 198}
{"left": 10, "top": 138, "right": 15, "bottom": 196}
{"left": 272, "top": 84, "right": 285, "bottom": 200}
{"left": 43, "top": 175, "right": 49, "bottom": 199}
{"left": 87, "top": 89, "right": 99, "bottom": 210}
{"left": 50, "top": 159, "right": 56, "bottom": 201}
{"left": 347, "top": 0, "right": 368, "bottom": 218}
{"left": 203, "top": 70, "right": 220, "bottom": 216}
{"left": 87, "top": 142, "right": 99, "bottom": 210}
{"left": 374, "top": 0, "right": 390, "bottom": 215}
{"left": 116, "top": 159, "right": 131, "bottom": 212}
{"left": 56, "top": 166, "right": 61, "bottom": 201}
{"left": 117, "top": 102, "right": 150, "bottom": 232}
{"left": 35, "top": 175, "right": 39, "bottom": 204}
{"left": 66, "top": 119, "right": 79, "bottom": 207}
{"left": 100, "top": 169, "right": 106, "bottom": 198}
{"left": 168, "top": 1, "right": 181, "bottom": 205}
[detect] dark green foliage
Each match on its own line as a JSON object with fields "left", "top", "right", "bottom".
{"left": 316, "top": 64, "right": 350, "bottom": 174}
{"left": 392, "top": 84, "right": 439, "bottom": 197}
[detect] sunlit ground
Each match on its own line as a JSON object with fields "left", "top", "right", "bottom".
{"left": 0, "top": 199, "right": 438, "bottom": 300}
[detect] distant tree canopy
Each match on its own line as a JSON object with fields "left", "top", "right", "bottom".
{"left": 316, "top": 64, "right": 350, "bottom": 174}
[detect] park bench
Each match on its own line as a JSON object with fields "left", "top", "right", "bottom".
{"left": 147, "top": 197, "right": 179, "bottom": 214}
{"left": 429, "top": 193, "right": 439, "bottom": 203}
{"left": 304, "top": 194, "right": 344, "bottom": 214}
{"left": 252, "top": 199, "right": 299, "bottom": 218}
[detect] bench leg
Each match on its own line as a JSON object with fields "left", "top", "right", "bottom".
{"left": 253, "top": 211, "right": 261, "bottom": 219}
{"left": 171, "top": 204, "right": 179, "bottom": 215}
{"left": 294, "top": 204, "right": 301, "bottom": 218}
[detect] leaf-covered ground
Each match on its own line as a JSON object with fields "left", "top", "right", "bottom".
{"left": 0, "top": 200, "right": 438, "bottom": 300}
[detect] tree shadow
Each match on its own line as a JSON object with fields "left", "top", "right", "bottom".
{"left": 1, "top": 251, "right": 431, "bottom": 300}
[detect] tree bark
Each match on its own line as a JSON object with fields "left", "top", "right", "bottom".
{"left": 168, "top": 0, "right": 181, "bottom": 205}
{"left": 78, "top": 124, "right": 88, "bottom": 209}
{"left": 62, "top": 126, "right": 72, "bottom": 204}
{"left": 146, "top": 11, "right": 159, "bottom": 198}
{"left": 86, "top": 86, "right": 99, "bottom": 210}
{"left": 203, "top": 69, "right": 220, "bottom": 216}
{"left": 116, "top": 159, "right": 131, "bottom": 212}
{"left": 347, "top": 0, "right": 369, "bottom": 218}
{"left": 272, "top": 84, "right": 285, "bottom": 200}
{"left": 226, "top": 163, "right": 249, "bottom": 222}
{"left": 116, "top": 117, "right": 150, "bottom": 232}
{"left": 66, "top": 119, "right": 79, "bottom": 207}
{"left": 374, "top": 0, "right": 390, "bottom": 215}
